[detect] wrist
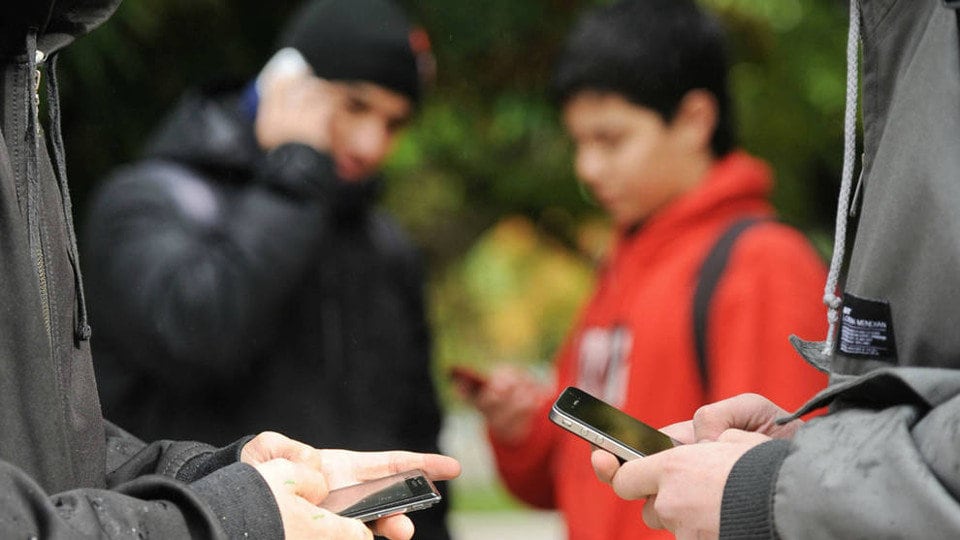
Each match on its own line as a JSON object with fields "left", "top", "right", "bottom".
{"left": 191, "top": 462, "right": 284, "bottom": 538}
{"left": 259, "top": 143, "right": 337, "bottom": 200}
{"left": 719, "top": 439, "right": 790, "bottom": 539}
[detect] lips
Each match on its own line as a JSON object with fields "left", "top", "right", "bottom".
{"left": 336, "top": 158, "right": 367, "bottom": 181}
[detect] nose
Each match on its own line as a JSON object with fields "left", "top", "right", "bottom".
{"left": 349, "top": 119, "right": 391, "bottom": 171}
{"left": 575, "top": 146, "right": 603, "bottom": 188}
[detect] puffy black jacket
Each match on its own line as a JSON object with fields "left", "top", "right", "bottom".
{"left": 0, "top": 2, "right": 282, "bottom": 538}
{"left": 82, "top": 85, "right": 448, "bottom": 537}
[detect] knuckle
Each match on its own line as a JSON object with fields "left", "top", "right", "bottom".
{"left": 692, "top": 404, "right": 718, "bottom": 426}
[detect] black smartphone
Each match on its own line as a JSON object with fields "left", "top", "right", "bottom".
{"left": 318, "top": 469, "right": 441, "bottom": 522}
{"left": 549, "top": 386, "right": 678, "bottom": 461}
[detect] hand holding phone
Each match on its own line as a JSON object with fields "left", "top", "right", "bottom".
{"left": 549, "top": 386, "right": 678, "bottom": 461}
{"left": 319, "top": 469, "right": 441, "bottom": 522}
{"left": 448, "top": 365, "right": 488, "bottom": 398}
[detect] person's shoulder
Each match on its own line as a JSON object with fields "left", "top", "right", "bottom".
{"left": 727, "top": 220, "right": 826, "bottom": 273}
{"left": 90, "top": 159, "right": 227, "bottom": 224}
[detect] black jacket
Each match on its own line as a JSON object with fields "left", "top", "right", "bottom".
{"left": 83, "top": 85, "right": 448, "bottom": 537}
{"left": 0, "top": 2, "right": 282, "bottom": 538}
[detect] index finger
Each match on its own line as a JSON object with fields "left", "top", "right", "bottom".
{"left": 659, "top": 420, "right": 694, "bottom": 444}
{"left": 692, "top": 393, "right": 790, "bottom": 441}
{"left": 320, "top": 450, "right": 461, "bottom": 486}
{"left": 370, "top": 514, "right": 415, "bottom": 540}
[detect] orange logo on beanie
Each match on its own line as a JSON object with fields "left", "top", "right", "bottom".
{"left": 409, "top": 27, "right": 436, "bottom": 91}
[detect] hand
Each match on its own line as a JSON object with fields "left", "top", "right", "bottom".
{"left": 243, "top": 432, "right": 461, "bottom": 539}
{"left": 678, "top": 393, "right": 802, "bottom": 443}
{"left": 253, "top": 458, "right": 374, "bottom": 539}
{"left": 255, "top": 71, "right": 336, "bottom": 152}
{"left": 591, "top": 428, "right": 770, "bottom": 540}
{"left": 461, "top": 365, "right": 552, "bottom": 444}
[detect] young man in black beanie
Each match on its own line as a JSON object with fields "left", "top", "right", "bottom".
{"left": 82, "top": 0, "right": 452, "bottom": 537}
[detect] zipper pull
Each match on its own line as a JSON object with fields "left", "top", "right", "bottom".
{"left": 34, "top": 50, "right": 45, "bottom": 134}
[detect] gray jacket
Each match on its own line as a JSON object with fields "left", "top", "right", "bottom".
{"left": 0, "top": 1, "right": 282, "bottom": 537}
{"left": 720, "top": 1, "right": 960, "bottom": 538}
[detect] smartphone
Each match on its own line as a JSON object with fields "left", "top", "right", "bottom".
{"left": 318, "top": 469, "right": 441, "bottom": 522}
{"left": 448, "top": 365, "right": 488, "bottom": 397}
{"left": 256, "top": 47, "right": 313, "bottom": 92}
{"left": 549, "top": 386, "right": 677, "bottom": 461}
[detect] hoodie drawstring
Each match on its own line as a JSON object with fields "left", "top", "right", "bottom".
{"left": 822, "top": 0, "right": 862, "bottom": 355}
{"left": 44, "top": 54, "right": 92, "bottom": 342}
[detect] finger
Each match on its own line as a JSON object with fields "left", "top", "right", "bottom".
{"left": 321, "top": 450, "right": 461, "bottom": 484}
{"left": 659, "top": 420, "right": 694, "bottom": 444}
{"left": 610, "top": 452, "right": 664, "bottom": 500}
{"left": 590, "top": 448, "right": 621, "bottom": 485}
{"left": 311, "top": 510, "right": 374, "bottom": 540}
{"left": 259, "top": 459, "right": 330, "bottom": 505}
{"left": 259, "top": 70, "right": 294, "bottom": 98}
{"left": 383, "top": 453, "right": 461, "bottom": 483}
{"left": 370, "top": 514, "right": 415, "bottom": 540}
{"left": 716, "top": 428, "right": 771, "bottom": 445}
{"left": 641, "top": 495, "right": 664, "bottom": 530}
{"left": 692, "top": 393, "right": 783, "bottom": 441}
{"left": 242, "top": 432, "right": 327, "bottom": 472}
{"left": 241, "top": 431, "right": 287, "bottom": 464}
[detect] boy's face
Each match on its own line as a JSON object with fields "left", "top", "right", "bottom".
{"left": 326, "top": 81, "right": 412, "bottom": 181}
{"left": 563, "top": 91, "right": 693, "bottom": 227}
{"left": 256, "top": 75, "right": 412, "bottom": 182}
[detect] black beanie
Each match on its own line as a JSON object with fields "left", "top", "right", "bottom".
{"left": 277, "top": 0, "right": 426, "bottom": 104}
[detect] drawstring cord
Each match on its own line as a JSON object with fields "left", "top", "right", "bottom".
{"left": 44, "top": 54, "right": 92, "bottom": 342}
{"left": 822, "top": 0, "right": 862, "bottom": 355}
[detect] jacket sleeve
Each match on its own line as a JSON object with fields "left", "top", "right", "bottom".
{"left": 486, "top": 329, "right": 585, "bottom": 509}
{"left": 488, "top": 398, "right": 559, "bottom": 509}
{"left": 83, "top": 143, "right": 336, "bottom": 387}
{"left": 0, "top": 424, "right": 282, "bottom": 539}
{"left": 394, "top": 243, "right": 443, "bottom": 453}
{"left": 720, "top": 368, "right": 960, "bottom": 538}
{"left": 707, "top": 223, "right": 829, "bottom": 410}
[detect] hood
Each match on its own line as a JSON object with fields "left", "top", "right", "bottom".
{"left": 143, "top": 86, "right": 263, "bottom": 175}
{"left": 633, "top": 150, "right": 775, "bottom": 238}
{"left": 2, "top": 0, "right": 122, "bottom": 57}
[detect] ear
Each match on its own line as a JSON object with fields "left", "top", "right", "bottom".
{"left": 670, "top": 89, "right": 718, "bottom": 154}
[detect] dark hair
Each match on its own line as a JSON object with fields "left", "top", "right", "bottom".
{"left": 553, "top": 0, "right": 735, "bottom": 156}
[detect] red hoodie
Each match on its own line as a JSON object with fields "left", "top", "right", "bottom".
{"left": 489, "top": 152, "right": 828, "bottom": 540}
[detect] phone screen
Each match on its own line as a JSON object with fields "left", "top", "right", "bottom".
{"left": 320, "top": 470, "right": 440, "bottom": 521}
{"left": 552, "top": 386, "right": 676, "bottom": 457}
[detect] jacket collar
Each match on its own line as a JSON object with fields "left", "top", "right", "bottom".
{"left": 2, "top": 0, "right": 122, "bottom": 58}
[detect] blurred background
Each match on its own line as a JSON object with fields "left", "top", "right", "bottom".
{"left": 58, "top": 0, "right": 849, "bottom": 537}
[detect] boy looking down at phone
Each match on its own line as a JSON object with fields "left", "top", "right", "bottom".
{"left": 82, "top": 0, "right": 451, "bottom": 537}
{"left": 462, "top": 1, "right": 828, "bottom": 539}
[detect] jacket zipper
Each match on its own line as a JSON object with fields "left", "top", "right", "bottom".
{"left": 32, "top": 51, "right": 52, "bottom": 342}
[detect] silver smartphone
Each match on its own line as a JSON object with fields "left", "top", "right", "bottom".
{"left": 549, "top": 386, "right": 678, "bottom": 461}
{"left": 318, "top": 469, "right": 441, "bottom": 522}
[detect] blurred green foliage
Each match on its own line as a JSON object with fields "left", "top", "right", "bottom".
{"left": 58, "top": 0, "right": 849, "bottom": 382}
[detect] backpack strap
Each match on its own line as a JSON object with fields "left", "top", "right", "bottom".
{"left": 692, "top": 218, "right": 765, "bottom": 393}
